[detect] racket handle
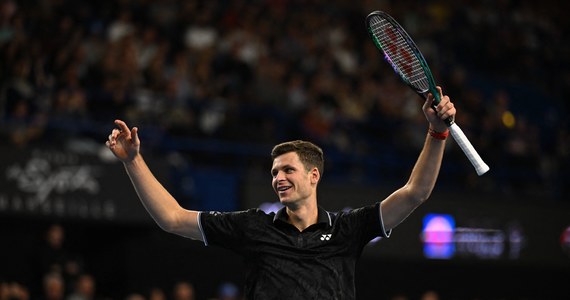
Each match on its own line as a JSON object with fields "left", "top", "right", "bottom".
{"left": 448, "top": 123, "right": 490, "bottom": 176}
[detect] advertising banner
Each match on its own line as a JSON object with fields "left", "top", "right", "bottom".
{"left": 0, "top": 145, "right": 153, "bottom": 224}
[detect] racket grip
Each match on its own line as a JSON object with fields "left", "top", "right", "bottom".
{"left": 448, "top": 123, "right": 490, "bottom": 176}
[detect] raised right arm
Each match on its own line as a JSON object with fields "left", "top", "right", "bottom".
{"left": 106, "top": 120, "right": 203, "bottom": 241}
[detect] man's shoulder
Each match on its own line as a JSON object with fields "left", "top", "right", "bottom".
{"left": 204, "top": 207, "right": 274, "bottom": 222}
{"left": 244, "top": 207, "right": 275, "bottom": 219}
{"left": 327, "top": 203, "right": 380, "bottom": 222}
{"left": 204, "top": 207, "right": 269, "bottom": 215}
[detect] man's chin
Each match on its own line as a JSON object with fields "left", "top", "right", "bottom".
{"left": 278, "top": 197, "right": 293, "bottom": 205}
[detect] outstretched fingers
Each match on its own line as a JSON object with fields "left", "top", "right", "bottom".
{"left": 114, "top": 119, "right": 131, "bottom": 135}
{"left": 131, "top": 127, "right": 140, "bottom": 146}
{"left": 106, "top": 120, "right": 132, "bottom": 149}
{"left": 105, "top": 119, "right": 141, "bottom": 162}
{"left": 106, "top": 128, "right": 120, "bottom": 148}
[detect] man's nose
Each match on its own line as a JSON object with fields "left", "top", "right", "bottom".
{"left": 274, "top": 171, "right": 286, "bottom": 181}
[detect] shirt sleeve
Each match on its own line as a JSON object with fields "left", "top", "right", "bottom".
{"left": 198, "top": 209, "right": 253, "bottom": 251}
{"left": 341, "top": 202, "right": 391, "bottom": 248}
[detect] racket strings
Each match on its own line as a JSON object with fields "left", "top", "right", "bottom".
{"left": 368, "top": 16, "right": 429, "bottom": 92}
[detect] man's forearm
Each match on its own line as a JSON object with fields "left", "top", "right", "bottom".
{"left": 405, "top": 133, "right": 446, "bottom": 202}
{"left": 123, "top": 154, "right": 184, "bottom": 231}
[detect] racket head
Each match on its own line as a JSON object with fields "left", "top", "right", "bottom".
{"left": 366, "top": 11, "right": 440, "bottom": 103}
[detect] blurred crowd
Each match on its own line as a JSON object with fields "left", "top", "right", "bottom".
{"left": 0, "top": 276, "right": 240, "bottom": 300}
{"left": 1, "top": 0, "right": 568, "bottom": 199}
{"left": 0, "top": 224, "right": 243, "bottom": 300}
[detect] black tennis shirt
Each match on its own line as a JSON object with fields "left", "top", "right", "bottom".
{"left": 198, "top": 202, "right": 390, "bottom": 300}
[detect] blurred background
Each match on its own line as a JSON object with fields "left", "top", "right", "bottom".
{"left": 1, "top": 0, "right": 569, "bottom": 299}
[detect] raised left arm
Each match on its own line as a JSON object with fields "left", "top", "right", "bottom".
{"left": 380, "top": 86, "right": 455, "bottom": 231}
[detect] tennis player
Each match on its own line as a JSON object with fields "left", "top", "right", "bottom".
{"left": 106, "top": 86, "right": 455, "bottom": 299}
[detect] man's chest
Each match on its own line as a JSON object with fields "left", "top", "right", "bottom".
{"left": 243, "top": 222, "right": 355, "bottom": 258}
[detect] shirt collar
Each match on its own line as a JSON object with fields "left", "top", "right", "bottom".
{"left": 273, "top": 206, "right": 332, "bottom": 228}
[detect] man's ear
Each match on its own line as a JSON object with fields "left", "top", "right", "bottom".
{"left": 310, "top": 167, "right": 320, "bottom": 185}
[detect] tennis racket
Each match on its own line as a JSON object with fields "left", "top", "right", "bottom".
{"left": 366, "top": 10, "right": 490, "bottom": 176}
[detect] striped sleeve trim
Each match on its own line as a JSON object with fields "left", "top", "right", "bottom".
{"left": 378, "top": 203, "right": 392, "bottom": 238}
{"left": 197, "top": 211, "right": 209, "bottom": 246}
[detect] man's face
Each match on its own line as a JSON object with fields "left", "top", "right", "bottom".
{"left": 271, "top": 152, "right": 317, "bottom": 206}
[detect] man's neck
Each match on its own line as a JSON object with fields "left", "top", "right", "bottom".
{"left": 285, "top": 201, "right": 318, "bottom": 232}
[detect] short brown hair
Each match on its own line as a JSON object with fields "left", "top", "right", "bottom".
{"left": 271, "top": 140, "right": 324, "bottom": 177}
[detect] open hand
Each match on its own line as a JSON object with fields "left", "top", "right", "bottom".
{"left": 105, "top": 119, "right": 140, "bottom": 163}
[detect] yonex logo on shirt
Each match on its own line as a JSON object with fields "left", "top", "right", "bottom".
{"left": 320, "top": 234, "right": 332, "bottom": 241}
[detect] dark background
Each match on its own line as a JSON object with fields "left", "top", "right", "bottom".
{"left": 1, "top": 0, "right": 569, "bottom": 299}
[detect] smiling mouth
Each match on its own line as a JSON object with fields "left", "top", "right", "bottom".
{"left": 277, "top": 186, "right": 291, "bottom": 192}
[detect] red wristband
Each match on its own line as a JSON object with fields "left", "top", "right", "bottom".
{"left": 429, "top": 128, "right": 449, "bottom": 140}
